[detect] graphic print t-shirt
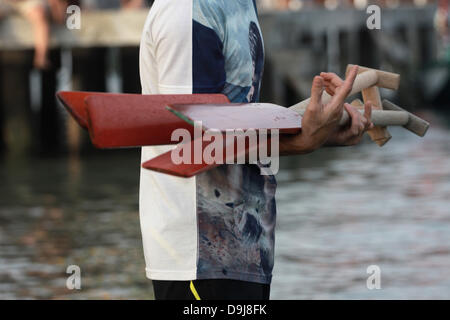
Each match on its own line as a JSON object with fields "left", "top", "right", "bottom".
{"left": 139, "top": 0, "right": 276, "bottom": 284}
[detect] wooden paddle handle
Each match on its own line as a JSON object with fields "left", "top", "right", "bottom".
{"left": 290, "top": 98, "right": 426, "bottom": 133}
{"left": 361, "top": 86, "right": 392, "bottom": 146}
{"left": 340, "top": 110, "right": 409, "bottom": 126}
{"left": 382, "top": 100, "right": 430, "bottom": 137}
{"left": 294, "top": 103, "right": 410, "bottom": 127}
{"left": 289, "top": 70, "right": 378, "bottom": 113}
{"left": 347, "top": 64, "right": 400, "bottom": 90}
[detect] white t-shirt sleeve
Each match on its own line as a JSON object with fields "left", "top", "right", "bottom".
{"left": 142, "top": 0, "right": 193, "bottom": 94}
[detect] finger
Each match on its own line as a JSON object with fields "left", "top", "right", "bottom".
{"left": 310, "top": 76, "right": 324, "bottom": 108}
{"left": 340, "top": 65, "right": 358, "bottom": 96}
{"left": 321, "top": 72, "right": 344, "bottom": 87}
{"left": 359, "top": 123, "right": 365, "bottom": 133}
{"left": 325, "top": 86, "right": 346, "bottom": 116}
{"left": 323, "top": 81, "right": 337, "bottom": 92}
{"left": 331, "top": 78, "right": 343, "bottom": 88}
{"left": 324, "top": 85, "right": 336, "bottom": 97}
{"left": 344, "top": 102, "right": 360, "bottom": 119}
{"left": 320, "top": 72, "right": 332, "bottom": 79}
{"left": 320, "top": 72, "right": 336, "bottom": 81}
{"left": 361, "top": 116, "right": 368, "bottom": 126}
{"left": 327, "top": 66, "right": 358, "bottom": 110}
{"left": 344, "top": 103, "right": 363, "bottom": 136}
{"left": 325, "top": 87, "right": 333, "bottom": 96}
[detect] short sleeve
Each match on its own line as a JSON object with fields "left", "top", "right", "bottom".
{"left": 147, "top": 0, "right": 194, "bottom": 93}
{"left": 144, "top": 0, "right": 227, "bottom": 95}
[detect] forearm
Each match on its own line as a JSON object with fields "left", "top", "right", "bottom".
{"left": 278, "top": 120, "right": 338, "bottom": 156}
{"left": 234, "top": 132, "right": 317, "bottom": 164}
{"left": 278, "top": 132, "right": 350, "bottom": 157}
{"left": 278, "top": 132, "right": 318, "bottom": 156}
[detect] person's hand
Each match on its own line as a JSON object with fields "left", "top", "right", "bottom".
{"left": 301, "top": 65, "right": 359, "bottom": 149}
{"left": 320, "top": 71, "right": 374, "bottom": 145}
{"left": 326, "top": 101, "right": 374, "bottom": 146}
{"left": 279, "top": 65, "right": 359, "bottom": 154}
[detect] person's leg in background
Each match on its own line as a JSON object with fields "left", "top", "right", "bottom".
{"left": 19, "top": 1, "right": 50, "bottom": 69}
{"left": 47, "top": 0, "right": 70, "bottom": 25}
{"left": 121, "top": 0, "right": 145, "bottom": 9}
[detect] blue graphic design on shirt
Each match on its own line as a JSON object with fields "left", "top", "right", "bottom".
{"left": 192, "top": 20, "right": 226, "bottom": 93}
{"left": 192, "top": 0, "right": 276, "bottom": 284}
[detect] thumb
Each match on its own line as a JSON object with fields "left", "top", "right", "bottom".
{"left": 310, "top": 76, "right": 324, "bottom": 108}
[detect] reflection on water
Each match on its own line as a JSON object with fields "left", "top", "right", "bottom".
{"left": 273, "top": 112, "right": 450, "bottom": 299}
{"left": 0, "top": 111, "right": 449, "bottom": 299}
{"left": 0, "top": 150, "right": 148, "bottom": 299}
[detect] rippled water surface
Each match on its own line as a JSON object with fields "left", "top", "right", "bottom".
{"left": 1, "top": 112, "right": 449, "bottom": 299}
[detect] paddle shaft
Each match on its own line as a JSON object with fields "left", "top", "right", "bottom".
{"left": 292, "top": 105, "right": 411, "bottom": 127}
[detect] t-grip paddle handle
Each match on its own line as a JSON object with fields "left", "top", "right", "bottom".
{"left": 345, "top": 99, "right": 429, "bottom": 136}
{"left": 288, "top": 102, "right": 420, "bottom": 129}
{"left": 348, "top": 65, "right": 399, "bottom": 147}
{"left": 382, "top": 100, "right": 430, "bottom": 137}
{"left": 287, "top": 70, "right": 380, "bottom": 122}
{"left": 289, "top": 70, "right": 379, "bottom": 114}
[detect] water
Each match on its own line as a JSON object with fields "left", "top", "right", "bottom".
{"left": 0, "top": 112, "right": 449, "bottom": 299}
{"left": 0, "top": 151, "right": 147, "bottom": 299}
{"left": 273, "top": 114, "right": 450, "bottom": 299}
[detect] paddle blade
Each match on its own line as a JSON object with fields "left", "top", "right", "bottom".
{"left": 142, "top": 139, "right": 222, "bottom": 177}
{"left": 85, "top": 93, "right": 230, "bottom": 148}
{"left": 142, "top": 135, "right": 264, "bottom": 178}
{"left": 167, "top": 103, "right": 301, "bottom": 134}
{"left": 56, "top": 91, "right": 103, "bottom": 129}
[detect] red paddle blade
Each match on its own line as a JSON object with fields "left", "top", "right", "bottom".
{"left": 85, "top": 93, "right": 230, "bottom": 148}
{"left": 56, "top": 91, "right": 146, "bottom": 130}
{"left": 56, "top": 91, "right": 104, "bottom": 129}
{"left": 167, "top": 103, "right": 301, "bottom": 134}
{"left": 142, "top": 139, "right": 223, "bottom": 177}
{"left": 142, "top": 135, "right": 269, "bottom": 178}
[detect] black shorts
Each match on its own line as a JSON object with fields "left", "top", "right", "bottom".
{"left": 152, "top": 279, "right": 270, "bottom": 300}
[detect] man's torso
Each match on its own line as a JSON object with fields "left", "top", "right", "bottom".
{"left": 139, "top": 0, "right": 276, "bottom": 284}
